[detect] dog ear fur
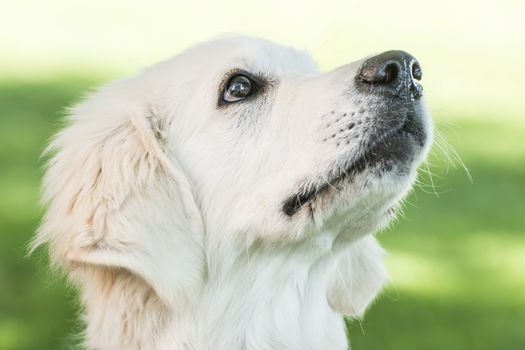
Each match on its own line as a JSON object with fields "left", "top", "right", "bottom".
{"left": 31, "top": 77, "right": 206, "bottom": 311}
{"left": 327, "top": 235, "right": 388, "bottom": 317}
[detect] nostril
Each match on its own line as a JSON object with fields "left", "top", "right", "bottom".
{"left": 356, "top": 50, "right": 423, "bottom": 99}
{"left": 382, "top": 62, "right": 399, "bottom": 84}
{"left": 357, "top": 61, "right": 401, "bottom": 85}
{"left": 412, "top": 62, "right": 422, "bottom": 81}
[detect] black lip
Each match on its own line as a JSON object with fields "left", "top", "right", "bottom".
{"left": 282, "top": 109, "right": 426, "bottom": 217}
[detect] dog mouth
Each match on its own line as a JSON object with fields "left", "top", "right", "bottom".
{"left": 282, "top": 108, "right": 426, "bottom": 217}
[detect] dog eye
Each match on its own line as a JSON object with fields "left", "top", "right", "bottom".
{"left": 223, "top": 75, "right": 255, "bottom": 102}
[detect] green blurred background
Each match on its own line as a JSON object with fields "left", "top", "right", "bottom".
{"left": 1, "top": 1, "right": 524, "bottom": 349}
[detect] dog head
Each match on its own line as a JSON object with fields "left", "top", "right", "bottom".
{"left": 33, "top": 37, "right": 431, "bottom": 324}
{"left": 165, "top": 38, "right": 432, "bottom": 244}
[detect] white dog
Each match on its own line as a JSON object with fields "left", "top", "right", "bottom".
{"left": 32, "top": 36, "right": 432, "bottom": 350}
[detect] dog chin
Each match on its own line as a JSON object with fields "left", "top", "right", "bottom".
{"left": 282, "top": 147, "right": 421, "bottom": 223}
{"left": 325, "top": 168, "right": 412, "bottom": 216}
{"left": 299, "top": 179, "right": 409, "bottom": 251}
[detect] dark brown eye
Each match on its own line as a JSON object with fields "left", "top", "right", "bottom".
{"left": 223, "top": 75, "right": 254, "bottom": 102}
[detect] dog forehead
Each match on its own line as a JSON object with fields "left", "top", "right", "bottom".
{"left": 176, "top": 36, "right": 319, "bottom": 77}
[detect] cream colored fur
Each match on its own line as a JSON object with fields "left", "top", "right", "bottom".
{"left": 32, "top": 36, "right": 431, "bottom": 350}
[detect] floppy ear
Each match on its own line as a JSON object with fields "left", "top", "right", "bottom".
{"left": 327, "top": 235, "right": 388, "bottom": 317}
{"left": 31, "top": 78, "right": 205, "bottom": 310}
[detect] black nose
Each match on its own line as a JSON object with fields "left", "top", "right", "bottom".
{"left": 356, "top": 50, "right": 423, "bottom": 100}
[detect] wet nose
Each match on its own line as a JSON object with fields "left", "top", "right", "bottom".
{"left": 356, "top": 50, "right": 423, "bottom": 100}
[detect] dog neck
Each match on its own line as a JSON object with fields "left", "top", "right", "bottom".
{"left": 79, "top": 241, "right": 348, "bottom": 350}
{"left": 181, "top": 243, "right": 348, "bottom": 350}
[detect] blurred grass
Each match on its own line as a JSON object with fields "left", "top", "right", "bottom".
{"left": 1, "top": 0, "right": 524, "bottom": 349}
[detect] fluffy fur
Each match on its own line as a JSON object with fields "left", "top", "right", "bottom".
{"left": 32, "top": 36, "right": 432, "bottom": 350}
